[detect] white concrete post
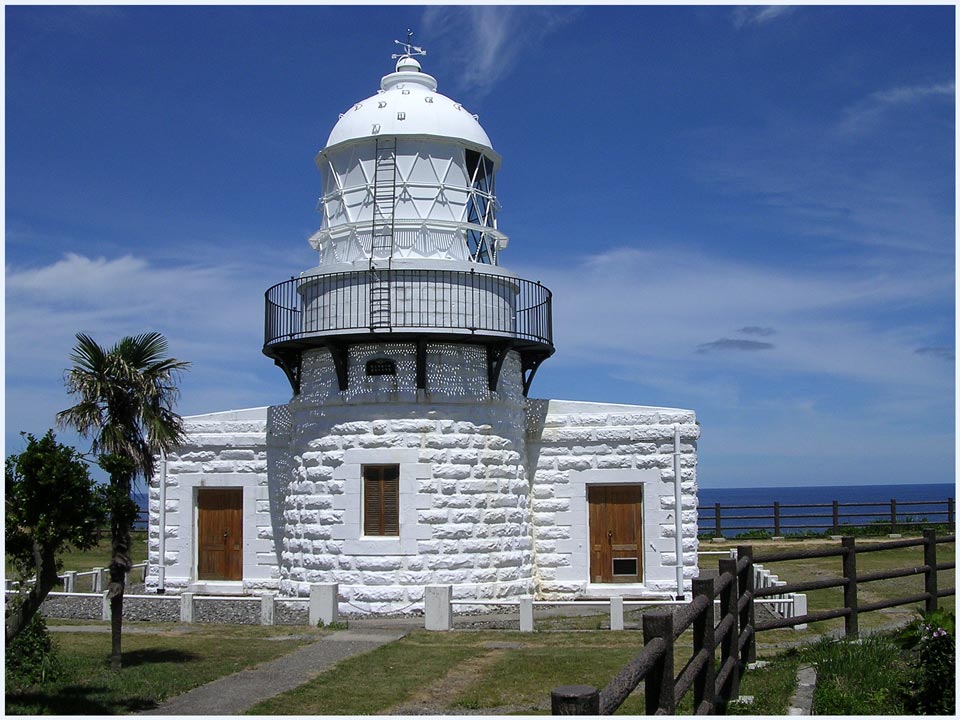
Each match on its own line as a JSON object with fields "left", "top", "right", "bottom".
{"left": 261, "top": 593, "right": 275, "bottom": 626}
{"left": 309, "top": 583, "right": 339, "bottom": 626}
{"left": 63, "top": 571, "right": 77, "bottom": 594}
{"left": 424, "top": 585, "right": 452, "bottom": 631}
{"left": 180, "top": 592, "right": 195, "bottom": 623}
{"left": 156, "top": 567, "right": 166, "bottom": 593}
{"left": 93, "top": 567, "right": 105, "bottom": 593}
{"left": 101, "top": 591, "right": 111, "bottom": 621}
{"left": 793, "top": 594, "right": 808, "bottom": 631}
{"left": 519, "top": 596, "right": 534, "bottom": 632}
{"left": 610, "top": 596, "right": 624, "bottom": 631}
{"left": 772, "top": 578, "right": 785, "bottom": 617}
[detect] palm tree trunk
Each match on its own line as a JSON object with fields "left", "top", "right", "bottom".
{"left": 108, "top": 472, "right": 134, "bottom": 671}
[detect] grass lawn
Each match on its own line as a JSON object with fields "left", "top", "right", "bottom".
{"left": 248, "top": 629, "right": 664, "bottom": 715}
{"left": 5, "top": 531, "right": 149, "bottom": 592}
{"left": 5, "top": 622, "right": 322, "bottom": 715}
{"left": 7, "top": 533, "right": 952, "bottom": 715}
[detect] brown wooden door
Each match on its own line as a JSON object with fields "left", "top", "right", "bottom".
{"left": 198, "top": 488, "right": 243, "bottom": 581}
{"left": 589, "top": 485, "right": 643, "bottom": 583}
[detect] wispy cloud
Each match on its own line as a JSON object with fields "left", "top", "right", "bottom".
{"left": 739, "top": 326, "right": 776, "bottom": 337}
{"left": 733, "top": 6, "right": 794, "bottom": 29}
{"left": 420, "top": 6, "right": 577, "bottom": 98}
{"left": 915, "top": 346, "right": 955, "bottom": 361}
{"left": 5, "top": 252, "right": 291, "bottom": 451}
{"left": 838, "top": 81, "right": 954, "bottom": 135}
{"left": 520, "top": 245, "right": 953, "bottom": 391}
{"left": 696, "top": 338, "right": 775, "bottom": 354}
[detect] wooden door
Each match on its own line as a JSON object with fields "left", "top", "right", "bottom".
{"left": 589, "top": 485, "right": 643, "bottom": 583}
{"left": 198, "top": 488, "right": 243, "bottom": 581}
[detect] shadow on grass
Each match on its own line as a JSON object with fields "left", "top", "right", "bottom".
{"left": 6, "top": 649, "right": 203, "bottom": 715}
{"left": 7, "top": 684, "right": 158, "bottom": 715}
{"left": 119, "top": 648, "right": 201, "bottom": 668}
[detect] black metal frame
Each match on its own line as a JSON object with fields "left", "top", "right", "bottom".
{"left": 263, "top": 268, "right": 554, "bottom": 396}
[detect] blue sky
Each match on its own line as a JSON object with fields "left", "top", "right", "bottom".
{"left": 5, "top": 5, "right": 955, "bottom": 489}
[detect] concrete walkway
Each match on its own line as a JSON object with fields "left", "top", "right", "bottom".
{"left": 139, "top": 624, "right": 412, "bottom": 715}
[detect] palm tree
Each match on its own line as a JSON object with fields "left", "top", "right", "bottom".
{"left": 58, "top": 332, "right": 189, "bottom": 670}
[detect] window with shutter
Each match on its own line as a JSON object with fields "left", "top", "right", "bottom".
{"left": 363, "top": 465, "right": 400, "bottom": 536}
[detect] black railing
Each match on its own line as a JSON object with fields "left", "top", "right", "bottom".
{"left": 264, "top": 268, "right": 553, "bottom": 350}
{"left": 699, "top": 497, "right": 954, "bottom": 538}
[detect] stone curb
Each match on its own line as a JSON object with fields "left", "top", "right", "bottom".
{"left": 787, "top": 665, "right": 816, "bottom": 715}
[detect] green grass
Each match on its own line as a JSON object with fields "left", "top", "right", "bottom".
{"left": 803, "top": 634, "right": 911, "bottom": 715}
{"left": 5, "top": 531, "right": 149, "bottom": 590}
{"left": 728, "top": 655, "right": 803, "bottom": 715}
{"left": 5, "top": 621, "right": 321, "bottom": 715}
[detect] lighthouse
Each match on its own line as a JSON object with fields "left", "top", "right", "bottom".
{"left": 261, "top": 39, "right": 553, "bottom": 604}
{"left": 149, "top": 40, "right": 700, "bottom": 612}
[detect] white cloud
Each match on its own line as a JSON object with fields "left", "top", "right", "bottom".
{"left": 5, "top": 252, "right": 291, "bottom": 451}
{"left": 733, "top": 6, "right": 794, "bottom": 29}
{"left": 420, "top": 6, "right": 577, "bottom": 98}
{"left": 519, "top": 246, "right": 953, "bottom": 392}
{"left": 838, "top": 81, "right": 954, "bottom": 135}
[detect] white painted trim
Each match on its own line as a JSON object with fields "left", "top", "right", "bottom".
{"left": 331, "top": 447, "right": 432, "bottom": 555}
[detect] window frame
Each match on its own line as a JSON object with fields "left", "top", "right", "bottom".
{"left": 362, "top": 464, "right": 400, "bottom": 537}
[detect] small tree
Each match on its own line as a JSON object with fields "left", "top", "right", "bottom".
{"left": 5, "top": 431, "right": 108, "bottom": 643}
{"left": 57, "top": 331, "right": 189, "bottom": 670}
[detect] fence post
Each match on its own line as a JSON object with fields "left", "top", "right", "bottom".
{"left": 793, "top": 593, "right": 808, "bottom": 630}
{"left": 692, "top": 577, "right": 716, "bottom": 714}
{"left": 773, "top": 502, "right": 781, "bottom": 537}
{"left": 923, "top": 529, "right": 938, "bottom": 613}
{"left": 890, "top": 499, "right": 898, "bottom": 534}
{"left": 736, "top": 544, "right": 756, "bottom": 666}
{"left": 309, "top": 583, "right": 339, "bottom": 627}
{"left": 718, "top": 557, "right": 739, "bottom": 711}
{"left": 519, "top": 596, "right": 534, "bottom": 632}
{"left": 180, "top": 591, "right": 195, "bottom": 623}
{"left": 550, "top": 685, "right": 599, "bottom": 715}
{"left": 63, "top": 571, "right": 77, "bottom": 594}
{"left": 609, "top": 596, "right": 624, "bottom": 631}
{"left": 841, "top": 537, "right": 858, "bottom": 637}
{"left": 424, "top": 585, "right": 452, "bottom": 631}
{"left": 102, "top": 591, "right": 111, "bottom": 621}
{"left": 643, "top": 610, "right": 676, "bottom": 715}
{"left": 832, "top": 500, "right": 840, "bottom": 533}
{"left": 714, "top": 502, "right": 723, "bottom": 538}
{"left": 92, "top": 567, "right": 104, "bottom": 593}
{"left": 261, "top": 593, "right": 275, "bottom": 626}
{"left": 948, "top": 497, "right": 955, "bottom": 527}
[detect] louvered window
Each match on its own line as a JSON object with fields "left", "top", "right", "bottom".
{"left": 363, "top": 465, "right": 400, "bottom": 536}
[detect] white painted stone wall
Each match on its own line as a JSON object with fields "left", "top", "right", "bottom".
{"left": 276, "top": 342, "right": 534, "bottom": 613}
{"left": 526, "top": 400, "right": 700, "bottom": 598}
{"left": 146, "top": 407, "right": 280, "bottom": 594}
{"left": 148, "top": 361, "right": 700, "bottom": 609}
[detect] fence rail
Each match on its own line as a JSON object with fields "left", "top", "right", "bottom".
{"left": 552, "top": 529, "right": 955, "bottom": 715}
{"left": 699, "top": 497, "right": 954, "bottom": 537}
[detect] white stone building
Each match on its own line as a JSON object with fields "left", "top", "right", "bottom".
{"left": 147, "top": 45, "right": 700, "bottom": 613}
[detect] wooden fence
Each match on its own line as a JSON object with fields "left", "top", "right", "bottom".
{"left": 699, "top": 497, "right": 954, "bottom": 538}
{"left": 551, "top": 529, "right": 955, "bottom": 715}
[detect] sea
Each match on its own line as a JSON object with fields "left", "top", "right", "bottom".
{"left": 135, "top": 483, "right": 955, "bottom": 533}
{"left": 698, "top": 482, "right": 955, "bottom": 534}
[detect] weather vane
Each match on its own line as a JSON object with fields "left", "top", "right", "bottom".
{"left": 392, "top": 29, "right": 426, "bottom": 59}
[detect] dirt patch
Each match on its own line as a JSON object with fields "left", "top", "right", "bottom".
{"left": 381, "top": 648, "right": 509, "bottom": 715}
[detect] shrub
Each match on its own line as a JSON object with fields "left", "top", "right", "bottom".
{"left": 5, "top": 612, "right": 61, "bottom": 689}
{"left": 903, "top": 610, "right": 955, "bottom": 715}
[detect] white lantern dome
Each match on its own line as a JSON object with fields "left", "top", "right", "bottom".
{"left": 324, "top": 56, "right": 495, "bottom": 156}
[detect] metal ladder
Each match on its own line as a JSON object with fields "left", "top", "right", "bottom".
{"left": 369, "top": 137, "right": 397, "bottom": 329}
